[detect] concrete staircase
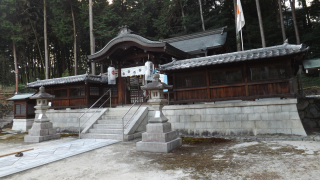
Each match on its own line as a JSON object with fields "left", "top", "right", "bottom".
{"left": 81, "top": 107, "right": 143, "bottom": 140}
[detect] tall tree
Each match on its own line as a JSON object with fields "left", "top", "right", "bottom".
{"left": 44, "top": 0, "right": 49, "bottom": 79}
{"left": 278, "top": 0, "right": 286, "bottom": 41}
{"left": 70, "top": 1, "right": 77, "bottom": 75}
{"left": 198, "top": 0, "right": 205, "bottom": 31}
{"left": 255, "top": 0, "right": 266, "bottom": 47}
{"left": 89, "top": 0, "right": 95, "bottom": 75}
{"left": 289, "top": 0, "right": 300, "bottom": 44}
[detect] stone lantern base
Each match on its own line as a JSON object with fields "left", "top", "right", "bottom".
{"left": 24, "top": 121, "right": 60, "bottom": 143}
{"left": 136, "top": 122, "right": 182, "bottom": 153}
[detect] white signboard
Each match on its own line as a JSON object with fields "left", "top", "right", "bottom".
{"left": 121, "top": 66, "right": 146, "bottom": 77}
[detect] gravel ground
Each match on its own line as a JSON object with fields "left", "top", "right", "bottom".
{"left": 0, "top": 132, "right": 320, "bottom": 180}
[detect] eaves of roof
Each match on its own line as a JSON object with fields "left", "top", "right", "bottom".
{"left": 159, "top": 42, "right": 309, "bottom": 71}
{"left": 6, "top": 93, "right": 35, "bottom": 101}
{"left": 26, "top": 73, "right": 108, "bottom": 88}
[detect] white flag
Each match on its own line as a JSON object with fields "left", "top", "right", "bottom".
{"left": 237, "top": 0, "right": 245, "bottom": 32}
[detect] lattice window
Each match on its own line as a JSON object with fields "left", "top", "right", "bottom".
{"left": 54, "top": 89, "right": 67, "bottom": 97}
{"left": 250, "top": 65, "right": 288, "bottom": 81}
{"left": 90, "top": 87, "right": 99, "bottom": 96}
{"left": 15, "top": 104, "right": 26, "bottom": 115}
{"left": 176, "top": 74, "right": 206, "bottom": 88}
{"left": 210, "top": 70, "right": 243, "bottom": 85}
{"left": 70, "top": 87, "right": 85, "bottom": 97}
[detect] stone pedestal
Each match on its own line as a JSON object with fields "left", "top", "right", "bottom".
{"left": 136, "top": 73, "right": 182, "bottom": 153}
{"left": 12, "top": 119, "right": 34, "bottom": 132}
{"left": 136, "top": 122, "right": 182, "bottom": 153}
{"left": 24, "top": 86, "right": 60, "bottom": 143}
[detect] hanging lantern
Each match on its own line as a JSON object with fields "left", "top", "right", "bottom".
{"left": 145, "top": 61, "right": 153, "bottom": 81}
{"left": 108, "top": 66, "right": 116, "bottom": 84}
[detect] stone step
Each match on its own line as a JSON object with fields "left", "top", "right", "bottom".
{"left": 81, "top": 133, "right": 123, "bottom": 140}
{"left": 97, "top": 120, "right": 122, "bottom": 124}
{"left": 101, "top": 115, "right": 137, "bottom": 120}
{"left": 93, "top": 124, "right": 123, "bottom": 129}
{"left": 88, "top": 129, "right": 123, "bottom": 134}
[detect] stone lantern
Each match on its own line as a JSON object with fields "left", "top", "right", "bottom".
{"left": 136, "top": 72, "right": 182, "bottom": 153}
{"left": 24, "top": 86, "right": 60, "bottom": 142}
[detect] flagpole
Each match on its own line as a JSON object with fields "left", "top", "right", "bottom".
{"left": 240, "top": 29, "right": 244, "bottom": 51}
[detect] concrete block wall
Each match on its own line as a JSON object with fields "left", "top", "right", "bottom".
{"left": 150, "top": 99, "right": 308, "bottom": 137}
{"left": 46, "top": 109, "right": 104, "bottom": 133}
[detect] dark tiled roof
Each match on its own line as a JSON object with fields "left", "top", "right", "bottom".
{"left": 26, "top": 73, "right": 108, "bottom": 88}
{"left": 303, "top": 58, "right": 320, "bottom": 69}
{"left": 87, "top": 33, "right": 191, "bottom": 60}
{"left": 160, "top": 27, "right": 227, "bottom": 53}
{"left": 159, "top": 43, "right": 309, "bottom": 71}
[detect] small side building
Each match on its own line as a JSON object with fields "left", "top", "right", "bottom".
{"left": 6, "top": 93, "right": 36, "bottom": 132}
{"left": 26, "top": 73, "right": 114, "bottom": 109}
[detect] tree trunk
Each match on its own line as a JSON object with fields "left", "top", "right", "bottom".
{"left": 44, "top": 0, "right": 49, "bottom": 79}
{"left": 289, "top": 0, "right": 300, "bottom": 44}
{"left": 179, "top": 0, "right": 186, "bottom": 31}
{"left": 278, "top": 0, "right": 286, "bottom": 42}
{"left": 12, "top": 40, "right": 18, "bottom": 94}
{"left": 301, "top": 0, "right": 311, "bottom": 26}
{"left": 71, "top": 1, "right": 77, "bottom": 76}
{"left": 89, "top": 0, "right": 95, "bottom": 75}
{"left": 198, "top": 0, "right": 205, "bottom": 31}
{"left": 234, "top": 0, "right": 241, "bottom": 51}
{"left": 255, "top": 0, "right": 266, "bottom": 47}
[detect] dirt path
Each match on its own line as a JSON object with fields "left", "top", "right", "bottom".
{"left": 0, "top": 136, "right": 320, "bottom": 180}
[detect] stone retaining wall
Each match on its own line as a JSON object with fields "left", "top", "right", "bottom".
{"left": 151, "top": 99, "right": 307, "bottom": 137}
{"left": 298, "top": 98, "right": 320, "bottom": 129}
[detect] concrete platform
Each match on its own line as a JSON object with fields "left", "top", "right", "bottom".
{"left": 0, "top": 139, "right": 119, "bottom": 178}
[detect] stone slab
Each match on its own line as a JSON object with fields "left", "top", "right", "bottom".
{"left": 136, "top": 138, "right": 182, "bottom": 153}
{"left": 0, "top": 139, "right": 119, "bottom": 178}
{"left": 141, "top": 130, "right": 178, "bottom": 142}
{"left": 11, "top": 119, "right": 34, "bottom": 132}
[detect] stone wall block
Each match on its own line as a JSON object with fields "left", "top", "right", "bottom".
{"left": 241, "top": 121, "right": 255, "bottom": 129}
{"left": 163, "top": 110, "right": 175, "bottom": 116}
{"left": 260, "top": 113, "right": 269, "bottom": 121}
{"left": 173, "top": 123, "right": 185, "bottom": 130}
{"left": 253, "top": 106, "right": 268, "bottom": 113}
{"left": 195, "top": 122, "right": 206, "bottom": 129}
{"left": 291, "top": 128, "right": 307, "bottom": 136}
{"left": 190, "top": 115, "right": 201, "bottom": 122}
{"left": 211, "top": 115, "right": 224, "bottom": 121}
{"left": 169, "top": 115, "right": 180, "bottom": 122}
{"left": 248, "top": 113, "right": 261, "bottom": 121}
{"left": 206, "top": 122, "right": 218, "bottom": 129}
{"left": 179, "top": 115, "right": 191, "bottom": 123}
{"left": 215, "top": 108, "right": 225, "bottom": 115}
{"left": 242, "top": 107, "right": 254, "bottom": 114}
{"left": 274, "top": 112, "right": 289, "bottom": 120}
{"left": 205, "top": 108, "right": 216, "bottom": 115}
{"left": 229, "top": 121, "right": 241, "bottom": 129}
{"left": 184, "top": 109, "right": 195, "bottom": 115}
{"left": 217, "top": 122, "right": 229, "bottom": 129}
{"left": 224, "top": 114, "right": 236, "bottom": 122}
{"left": 286, "top": 120, "right": 304, "bottom": 128}
{"left": 267, "top": 105, "right": 282, "bottom": 113}
{"left": 224, "top": 107, "right": 241, "bottom": 114}
{"left": 257, "top": 128, "right": 277, "bottom": 134}
{"left": 282, "top": 104, "right": 297, "bottom": 112}
{"left": 202, "top": 115, "right": 211, "bottom": 122}
{"left": 236, "top": 114, "right": 248, "bottom": 121}
{"left": 185, "top": 122, "right": 196, "bottom": 129}
{"left": 289, "top": 112, "right": 300, "bottom": 120}
{"left": 195, "top": 109, "right": 206, "bottom": 115}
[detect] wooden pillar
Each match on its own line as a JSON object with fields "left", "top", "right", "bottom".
{"left": 118, "top": 67, "right": 124, "bottom": 106}
{"left": 206, "top": 69, "right": 211, "bottom": 99}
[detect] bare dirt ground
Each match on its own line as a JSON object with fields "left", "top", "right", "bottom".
{"left": 1, "top": 132, "right": 320, "bottom": 180}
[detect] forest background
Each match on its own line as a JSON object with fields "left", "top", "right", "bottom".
{"left": 0, "top": 0, "right": 319, "bottom": 90}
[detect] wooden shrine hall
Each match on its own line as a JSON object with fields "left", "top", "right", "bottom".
{"left": 86, "top": 25, "right": 229, "bottom": 107}
{"left": 26, "top": 26, "right": 309, "bottom": 108}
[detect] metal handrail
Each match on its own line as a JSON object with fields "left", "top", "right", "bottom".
{"left": 78, "top": 88, "right": 111, "bottom": 139}
{"left": 121, "top": 90, "right": 148, "bottom": 141}
{"left": 124, "top": 94, "right": 150, "bottom": 128}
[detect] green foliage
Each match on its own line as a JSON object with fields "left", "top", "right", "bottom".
{"left": 61, "top": 69, "right": 69, "bottom": 77}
